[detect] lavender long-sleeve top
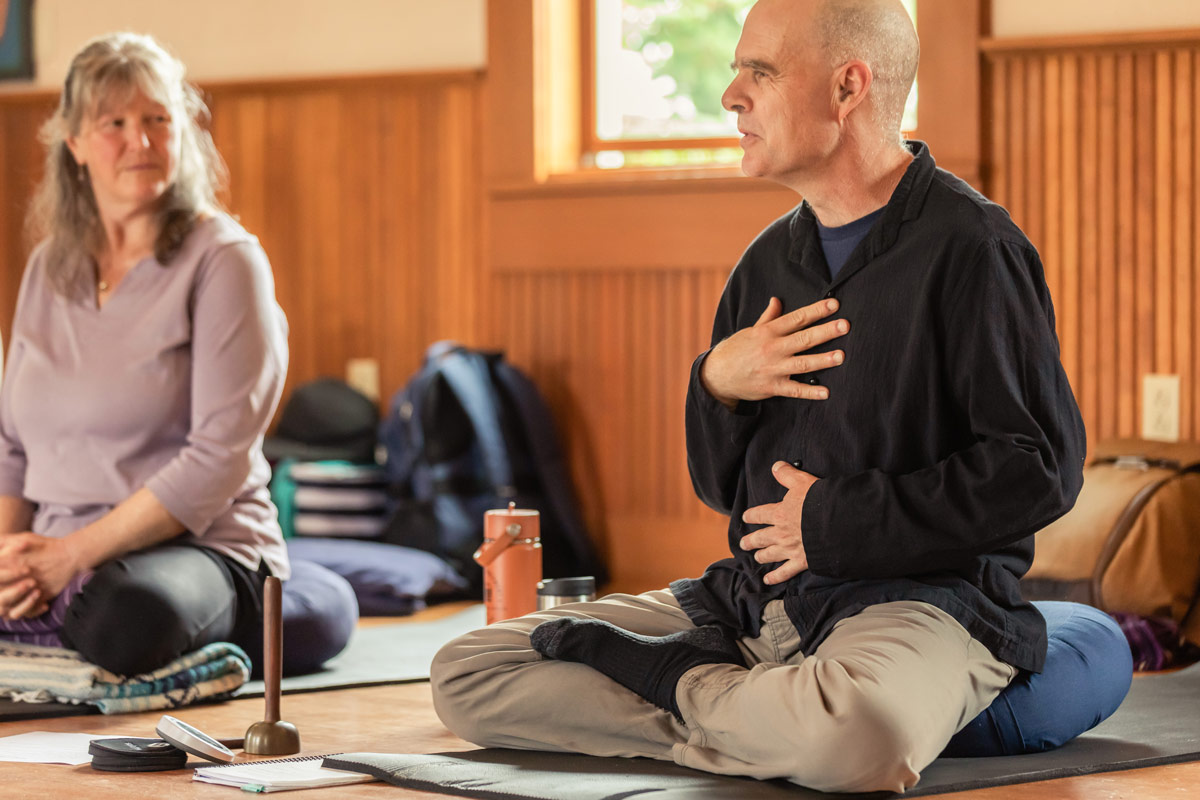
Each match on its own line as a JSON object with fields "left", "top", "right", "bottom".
{"left": 0, "top": 213, "right": 290, "bottom": 579}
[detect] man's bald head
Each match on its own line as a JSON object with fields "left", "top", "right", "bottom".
{"left": 815, "top": 0, "right": 919, "bottom": 143}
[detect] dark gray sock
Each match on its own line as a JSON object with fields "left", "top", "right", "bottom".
{"left": 530, "top": 617, "right": 745, "bottom": 720}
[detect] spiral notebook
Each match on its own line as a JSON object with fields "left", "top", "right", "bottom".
{"left": 192, "top": 754, "right": 376, "bottom": 792}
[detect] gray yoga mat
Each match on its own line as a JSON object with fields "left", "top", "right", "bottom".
{"left": 237, "top": 603, "right": 486, "bottom": 697}
{"left": 323, "top": 660, "right": 1200, "bottom": 799}
{"left": 0, "top": 698, "right": 97, "bottom": 721}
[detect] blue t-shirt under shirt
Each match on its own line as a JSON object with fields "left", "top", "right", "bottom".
{"left": 816, "top": 206, "right": 885, "bottom": 279}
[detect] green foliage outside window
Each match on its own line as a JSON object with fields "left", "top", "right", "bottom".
{"left": 620, "top": 0, "right": 752, "bottom": 133}
{"left": 594, "top": 0, "right": 916, "bottom": 168}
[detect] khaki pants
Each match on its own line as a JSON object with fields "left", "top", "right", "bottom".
{"left": 431, "top": 590, "right": 1015, "bottom": 794}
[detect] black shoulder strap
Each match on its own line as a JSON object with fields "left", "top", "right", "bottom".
{"left": 491, "top": 360, "right": 607, "bottom": 584}
{"left": 434, "top": 345, "right": 516, "bottom": 498}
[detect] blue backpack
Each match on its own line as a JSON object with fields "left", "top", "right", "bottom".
{"left": 379, "top": 341, "right": 607, "bottom": 589}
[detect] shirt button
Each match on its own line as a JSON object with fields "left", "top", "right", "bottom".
{"left": 791, "top": 460, "right": 803, "bottom": 470}
{"left": 808, "top": 377, "right": 820, "bottom": 385}
{"left": 824, "top": 291, "right": 835, "bottom": 299}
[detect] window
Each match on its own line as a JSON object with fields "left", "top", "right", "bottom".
{"left": 585, "top": 0, "right": 918, "bottom": 170}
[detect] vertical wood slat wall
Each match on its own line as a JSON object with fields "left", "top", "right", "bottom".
{"left": 482, "top": 180, "right": 799, "bottom": 590}
{"left": 0, "top": 95, "right": 57, "bottom": 345}
{"left": 209, "top": 74, "right": 484, "bottom": 410}
{"left": 21, "top": 31, "right": 1196, "bottom": 591}
{"left": 983, "top": 33, "right": 1200, "bottom": 445}
{"left": 0, "top": 72, "right": 484, "bottom": 427}
{"left": 483, "top": 265, "right": 737, "bottom": 589}
{"left": 0, "top": 70, "right": 747, "bottom": 591}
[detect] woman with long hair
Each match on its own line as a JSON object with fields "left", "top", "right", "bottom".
{"left": 0, "top": 32, "right": 289, "bottom": 676}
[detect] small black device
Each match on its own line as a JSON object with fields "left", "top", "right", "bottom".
{"left": 88, "top": 737, "right": 188, "bottom": 772}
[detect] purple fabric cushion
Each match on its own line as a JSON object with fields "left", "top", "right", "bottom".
{"left": 240, "top": 559, "right": 358, "bottom": 676}
{"left": 1110, "top": 612, "right": 1200, "bottom": 671}
{"left": 286, "top": 538, "right": 468, "bottom": 616}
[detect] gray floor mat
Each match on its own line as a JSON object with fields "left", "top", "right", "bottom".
{"left": 322, "top": 660, "right": 1200, "bottom": 799}
{"left": 237, "top": 604, "right": 485, "bottom": 697}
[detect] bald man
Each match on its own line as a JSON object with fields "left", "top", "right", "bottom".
{"left": 431, "top": 1, "right": 1086, "bottom": 792}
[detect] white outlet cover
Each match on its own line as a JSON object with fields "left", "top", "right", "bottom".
{"left": 346, "top": 358, "right": 381, "bottom": 402}
{"left": 1142, "top": 373, "right": 1181, "bottom": 443}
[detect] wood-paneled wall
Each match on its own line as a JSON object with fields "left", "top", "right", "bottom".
{"left": 2, "top": 68, "right": 734, "bottom": 592}
{"left": 482, "top": 171, "right": 816, "bottom": 586}
{"left": 0, "top": 94, "right": 57, "bottom": 342}
{"left": 483, "top": 244, "right": 755, "bottom": 590}
{"left": 480, "top": 0, "right": 992, "bottom": 592}
{"left": 0, "top": 68, "right": 752, "bottom": 591}
{"left": 208, "top": 73, "right": 484, "bottom": 410}
{"left": 983, "top": 31, "right": 1200, "bottom": 444}
{"left": 482, "top": 176, "right": 799, "bottom": 590}
{"left": 0, "top": 71, "right": 483, "bottom": 416}
{"left": 18, "top": 24, "right": 1194, "bottom": 594}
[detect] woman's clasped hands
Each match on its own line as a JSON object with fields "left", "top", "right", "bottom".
{"left": 0, "top": 533, "right": 82, "bottom": 619}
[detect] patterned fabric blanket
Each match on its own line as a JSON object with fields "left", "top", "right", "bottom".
{"left": 0, "top": 640, "right": 249, "bottom": 714}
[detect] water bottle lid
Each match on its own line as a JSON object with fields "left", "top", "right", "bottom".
{"left": 537, "top": 576, "right": 596, "bottom": 596}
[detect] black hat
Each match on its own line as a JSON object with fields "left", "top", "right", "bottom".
{"left": 263, "top": 378, "right": 378, "bottom": 464}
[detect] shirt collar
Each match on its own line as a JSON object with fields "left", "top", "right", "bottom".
{"left": 787, "top": 140, "right": 936, "bottom": 285}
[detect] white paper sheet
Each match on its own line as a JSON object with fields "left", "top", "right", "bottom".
{"left": 0, "top": 731, "right": 112, "bottom": 765}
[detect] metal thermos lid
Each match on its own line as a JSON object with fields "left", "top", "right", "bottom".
{"left": 537, "top": 576, "right": 596, "bottom": 597}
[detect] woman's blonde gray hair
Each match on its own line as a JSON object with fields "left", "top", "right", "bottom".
{"left": 26, "top": 32, "right": 227, "bottom": 297}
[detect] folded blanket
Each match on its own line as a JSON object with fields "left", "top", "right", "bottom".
{"left": 0, "top": 640, "right": 249, "bottom": 714}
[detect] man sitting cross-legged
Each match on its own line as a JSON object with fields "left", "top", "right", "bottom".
{"left": 431, "top": 0, "right": 1086, "bottom": 792}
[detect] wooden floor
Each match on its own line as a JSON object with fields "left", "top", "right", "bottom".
{"left": 1, "top": 680, "right": 1198, "bottom": 800}
{"left": 3, "top": 681, "right": 1199, "bottom": 800}
{"left": 0, "top": 603, "right": 1196, "bottom": 799}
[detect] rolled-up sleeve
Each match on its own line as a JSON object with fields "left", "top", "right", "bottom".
{"left": 145, "top": 241, "right": 288, "bottom": 535}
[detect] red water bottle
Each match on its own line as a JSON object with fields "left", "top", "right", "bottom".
{"left": 473, "top": 503, "right": 541, "bottom": 624}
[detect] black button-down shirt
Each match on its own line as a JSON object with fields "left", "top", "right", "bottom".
{"left": 673, "top": 142, "right": 1086, "bottom": 673}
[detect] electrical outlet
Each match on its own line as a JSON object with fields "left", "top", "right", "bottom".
{"left": 346, "top": 358, "right": 381, "bottom": 402}
{"left": 1142, "top": 373, "right": 1180, "bottom": 442}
